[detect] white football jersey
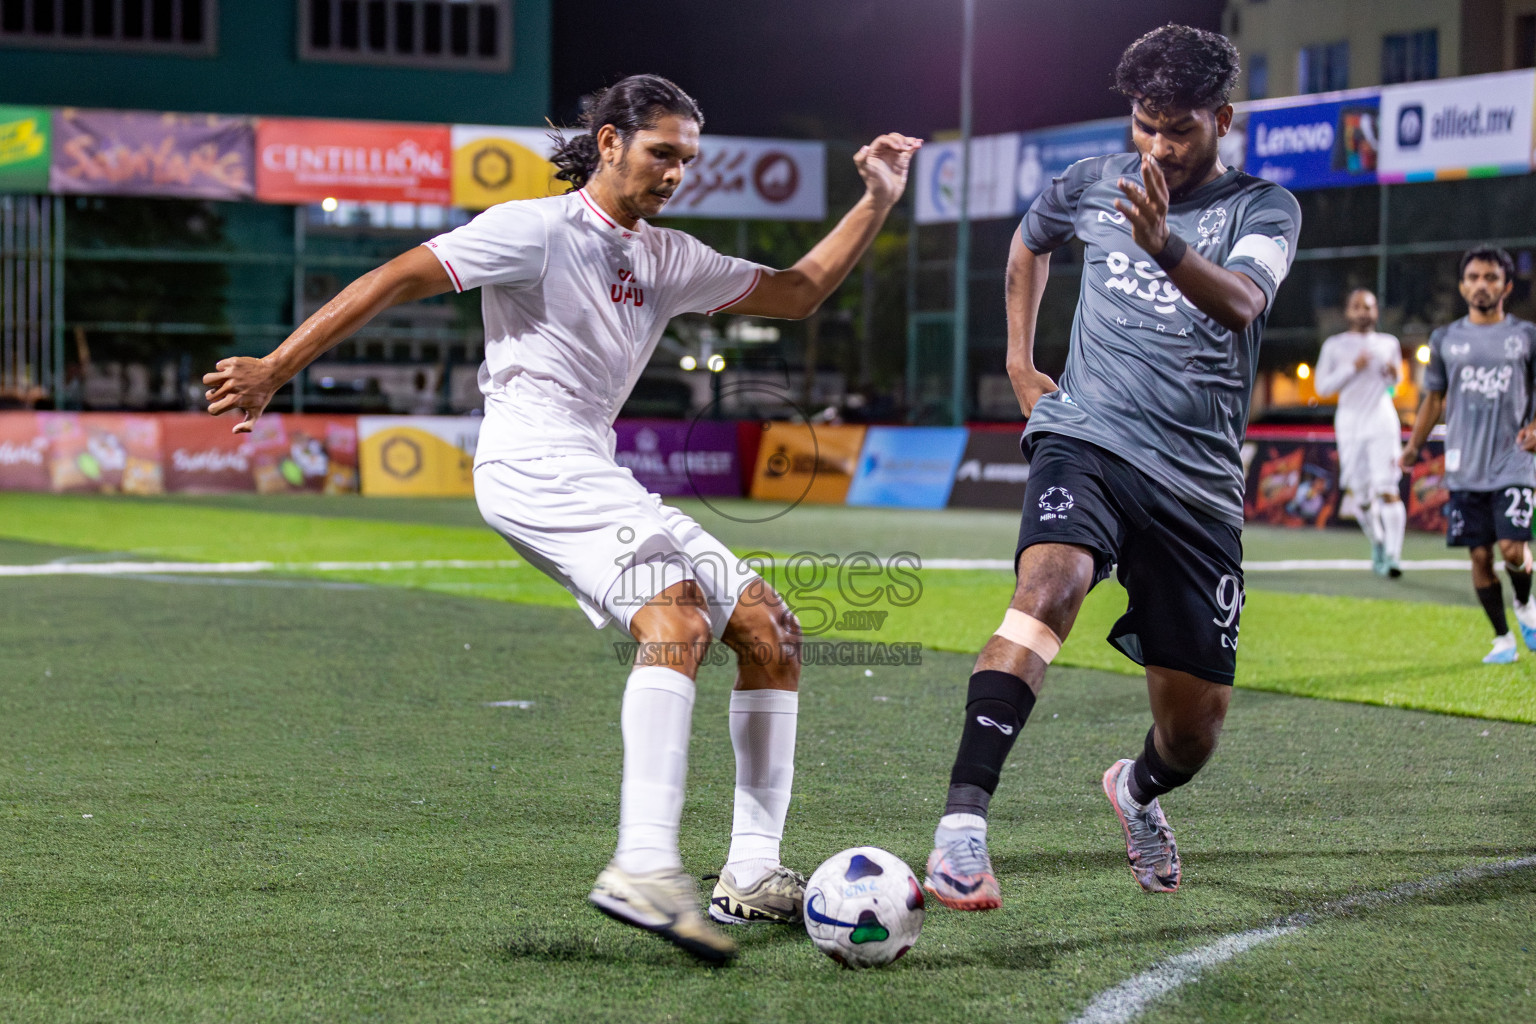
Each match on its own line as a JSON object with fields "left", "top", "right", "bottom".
{"left": 424, "top": 189, "right": 763, "bottom": 463}
{"left": 1314, "top": 330, "right": 1403, "bottom": 437}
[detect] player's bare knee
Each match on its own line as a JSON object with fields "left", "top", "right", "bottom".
{"left": 1499, "top": 539, "right": 1526, "bottom": 566}
{"left": 725, "top": 590, "right": 801, "bottom": 689}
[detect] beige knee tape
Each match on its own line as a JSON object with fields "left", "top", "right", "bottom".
{"left": 994, "top": 609, "right": 1062, "bottom": 663}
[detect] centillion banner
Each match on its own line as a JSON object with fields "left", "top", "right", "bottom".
{"left": 358, "top": 416, "right": 481, "bottom": 497}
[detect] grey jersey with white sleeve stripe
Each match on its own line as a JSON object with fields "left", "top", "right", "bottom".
{"left": 1019, "top": 153, "right": 1302, "bottom": 526}
{"left": 1424, "top": 315, "right": 1536, "bottom": 491}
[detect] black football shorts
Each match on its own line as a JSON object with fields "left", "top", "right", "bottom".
{"left": 1445, "top": 487, "right": 1535, "bottom": 548}
{"left": 1016, "top": 432, "right": 1245, "bottom": 685}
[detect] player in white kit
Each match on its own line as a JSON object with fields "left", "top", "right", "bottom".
{"left": 1313, "top": 289, "right": 1406, "bottom": 576}
{"left": 202, "top": 75, "right": 920, "bottom": 963}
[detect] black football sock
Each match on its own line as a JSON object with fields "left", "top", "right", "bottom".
{"left": 1128, "top": 727, "right": 1198, "bottom": 805}
{"left": 943, "top": 670, "right": 1037, "bottom": 819}
{"left": 1507, "top": 566, "right": 1532, "bottom": 605}
{"left": 1477, "top": 582, "right": 1510, "bottom": 635}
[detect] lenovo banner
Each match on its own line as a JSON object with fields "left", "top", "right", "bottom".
{"left": 664, "top": 136, "right": 825, "bottom": 221}
{"left": 846, "top": 427, "right": 968, "bottom": 510}
{"left": 256, "top": 118, "right": 452, "bottom": 205}
{"left": 50, "top": 109, "right": 255, "bottom": 200}
{"left": 947, "top": 430, "right": 1031, "bottom": 510}
{"left": 1378, "top": 69, "right": 1536, "bottom": 181}
{"left": 1246, "top": 95, "right": 1381, "bottom": 191}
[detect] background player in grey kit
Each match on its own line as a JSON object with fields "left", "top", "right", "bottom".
{"left": 923, "top": 24, "right": 1301, "bottom": 908}
{"left": 1402, "top": 247, "right": 1536, "bottom": 664}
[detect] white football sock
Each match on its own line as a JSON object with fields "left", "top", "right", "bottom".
{"left": 1359, "top": 498, "right": 1383, "bottom": 546}
{"left": 614, "top": 666, "right": 695, "bottom": 876}
{"left": 927, "top": 810, "right": 989, "bottom": 847}
{"left": 724, "top": 688, "right": 798, "bottom": 888}
{"left": 1379, "top": 500, "right": 1406, "bottom": 561}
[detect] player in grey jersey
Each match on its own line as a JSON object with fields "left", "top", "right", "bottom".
{"left": 925, "top": 25, "right": 1300, "bottom": 907}
{"left": 1402, "top": 246, "right": 1536, "bottom": 664}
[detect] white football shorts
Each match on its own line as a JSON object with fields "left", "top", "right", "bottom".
{"left": 1336, "top": 426, "right": 1402, "bottom": 499}
{"left": 474, "top": 452, "right": 760, "bottom": 636}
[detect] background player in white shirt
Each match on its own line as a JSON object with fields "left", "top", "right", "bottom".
{"left": 203, "top": 75, "right": 920, "bottom": 964}
{"left": 1313, "top": 289, "right": 1406, "bottom": 576}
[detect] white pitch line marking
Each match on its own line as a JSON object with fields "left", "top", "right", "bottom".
{"left": 1067, "top": 855, "right": 1536, "bottom": 1024}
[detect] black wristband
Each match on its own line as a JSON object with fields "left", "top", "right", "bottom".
{"left": 1152, "top": 232, "right": 1188, "bottom": 272}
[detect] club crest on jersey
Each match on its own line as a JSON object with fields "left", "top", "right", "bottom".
{"left": 1504, "top": 334, "right": 1526, "bottom": 359}
{"left": 1197, "top": 207, "right": 1228, "bottom": 248}
{"left": 611, "top": 267, "right": 644, "bottom": 307}
{"left": 1039, "top": 486, "right": 1074, "bottom": 520}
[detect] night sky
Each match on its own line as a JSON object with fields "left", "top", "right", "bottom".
{"left": 551, "top": 1, "right": 1226, "bottom": 141}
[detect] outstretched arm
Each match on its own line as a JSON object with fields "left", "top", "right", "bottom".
{"left": 728, "top": 133, "right": 921, "bottom": 320}
{"left": 1115, "top": 152, "right": 1268, "bottom": 333}
{"left": 1005, "top": 229, "right": 1057, "bottom": 416}
{"left": 203, "top": 246, "right": 453, "bottom": 432}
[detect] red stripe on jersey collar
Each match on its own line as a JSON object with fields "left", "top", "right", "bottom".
{"left": 576, "top": 189, "right": 641, "bottom": 239}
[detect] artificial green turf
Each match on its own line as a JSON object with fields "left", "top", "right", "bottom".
{"left": 3, "top": 494, "right": 1532, "bottom": 723}
{"left": 1, "top": 564, "right": 1532, "bottom": 1022}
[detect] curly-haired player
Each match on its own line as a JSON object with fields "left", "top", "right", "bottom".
{"left": 204, "top": 74, "right": 920, "bottom": 963}
{"left": 924, "top": 25, "right": 1301, "bottom": 906}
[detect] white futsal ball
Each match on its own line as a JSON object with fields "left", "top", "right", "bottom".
{"left": 803, "top": 846, "right": 925, "bottom": 968}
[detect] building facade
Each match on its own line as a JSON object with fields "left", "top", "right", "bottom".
{"left": 0, "top": 1, "right": 550, "bottom": 124}
{"left": 1225, "top": 0, "right": 1536, "bottom": 99}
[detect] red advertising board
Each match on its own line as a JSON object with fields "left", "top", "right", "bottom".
{"left": 0, "top": 412, "right": 49, "bottom": 491}
{"left": 37, "top": 413, "right": 164, "bottom": 494}
{"left": 256, "top": 118, "right": 452, "bottom": 204}
{"left": 244, "top": 414, "right": 359, "bottom": 494}
{"left": 161, "top": 414, "right": 257, "bottom": 493}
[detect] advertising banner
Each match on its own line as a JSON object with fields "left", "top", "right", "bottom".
{"left": 0, "top": 105, "right": 51, "bottom": 193}
{"left": 160, "top": 414, "right": 257, "bottom": 493}
{"left": 664, "top": 136, "right": 826, "bottom": 221}
{"left": 50, "top": 109, "right": 254, "bottom": 199}
{"left": 256, "top": 118, "right": 452, "bottom": 205}
{"left": 358, "top": 416, "right": 479, "bottom": 497}
{"left": 1241, "top": 435, "right": 1448, "bottom": 531}
{"left": 245, "top": 414, "right": 358, "bottom": 494}
{"left": 1246, "top": 96, "right": 1381, "bottom": 191}
{"left": 614, "top": 419, "right": 741, "bottom": 497}
{"left": 1014, "top": 120, "right": 1128, "bottom": 212}
{"left": 750, "top": 423, "right": 866, "bottom": 505}
{"left": 914, "top": 132, "right": 1020, "bottom": 225}
{"left": 1244, "top": 440, "right": 1340, "bottom": 528}
{"left": 846, "top": 427, "right": 969, "bottom": 509}
{"left": 1378, "top": 69, "right": 1536, "bottom": 181}
{"left": 450, "top": 124, "right": 561, "bottom": 210}
{"left": 947, "top": 429, "right": 1031, "bottom": 510}
{"left": 1405, "top": 443, "right": 1449, "bottom": 532}
{"left": 0, "top": 412, "right": 49, "bottom": 491}
{"left": 36, "top": 413, "right": 163, "bottom": 494}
